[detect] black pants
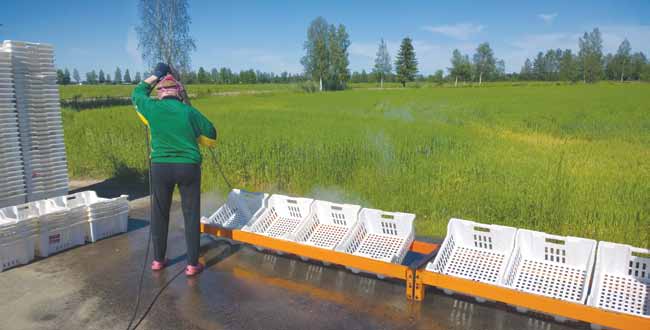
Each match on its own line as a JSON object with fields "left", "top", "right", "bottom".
{"left": 150, "top": 163, "right": 201, "bottom": 266}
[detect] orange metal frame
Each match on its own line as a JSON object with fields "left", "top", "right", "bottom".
{"left": 201, "top": 223, "right": 649, "bottom": 330}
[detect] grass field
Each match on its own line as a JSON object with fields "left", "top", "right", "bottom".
{"left": 58, "top": 80, "right": 577, "bottom": 99}
{"left": 61, "top": 83, "right": 650, "bottom": 247}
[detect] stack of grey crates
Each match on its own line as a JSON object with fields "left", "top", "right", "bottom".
{"left": 0, "top": 40, "right": 68, "bottom": 208}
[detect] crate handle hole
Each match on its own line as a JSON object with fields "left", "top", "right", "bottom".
{"left": 474, "top": 226, "right": 490, "bottom": 233}
{"left": 381, "top": 214, "right": 394, "bottom": 219}
{"left": 287, "top": 199, "right": 297, "bottom": 204}
{"left": 331, "top": 206, "right": 343, "bottom": 211}
{"left": 545, "top": 238, "right": 565, "bottom": 245}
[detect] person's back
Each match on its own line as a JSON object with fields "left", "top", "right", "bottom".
{"left": 132, "top": 75, "right": 216, "bottom": 163}
{"left": 131, "top": 68, "right": 216, "bottom": 277}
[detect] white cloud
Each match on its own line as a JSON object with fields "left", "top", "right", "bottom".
{"left": 537, "top": 13, "right": 558, "bottom": 24}
{"left": 126, "top": 27, "right": 142, "bottom": 66}
{"left": 421, "top": 23, "right": 485, "bottom": 40}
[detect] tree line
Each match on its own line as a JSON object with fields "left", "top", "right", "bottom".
{"left": 56, "top": 66, "right": 307, "bottom": 85}
{"left": 519, "top": 28, "right": 648, "bottom": 82}
{"left": 59, "top": 18, "right": 650, "bottom": 88}
{"left": 56, "top": 67, "right": 143, "bottom": 85}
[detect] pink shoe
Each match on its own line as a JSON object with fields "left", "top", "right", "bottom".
{"left": 151, "top": 259, "right": 167, "bottom": 271}
{"left": 185, "top": 263, "right": 204, "bottom": 276}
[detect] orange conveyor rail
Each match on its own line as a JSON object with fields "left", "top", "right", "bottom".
{"left": 201, "top": 223, "right": 649, "bottom": 330}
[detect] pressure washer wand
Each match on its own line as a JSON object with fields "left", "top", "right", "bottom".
{"left": 208, "top": 148, "right": 233, "bottom": 191}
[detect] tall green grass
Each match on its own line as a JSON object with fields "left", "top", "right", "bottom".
{"left": 62, "top": 83, "right": 650, "bottom": 247}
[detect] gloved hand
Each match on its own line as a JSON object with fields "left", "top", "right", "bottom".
{"left": 153, "top": 62, "right": 170, "bottom": 78}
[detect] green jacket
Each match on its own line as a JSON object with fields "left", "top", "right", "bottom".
{"left": 132, "top": 82, "right": 216, "bottom": 164}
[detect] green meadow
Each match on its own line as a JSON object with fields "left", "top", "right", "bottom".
{"left": 61, "top": 83, "right": 650, "bottom": 247}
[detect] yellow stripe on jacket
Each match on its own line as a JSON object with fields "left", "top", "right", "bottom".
{"left": 197, "top": 135, "right": 216, "bottom": 147}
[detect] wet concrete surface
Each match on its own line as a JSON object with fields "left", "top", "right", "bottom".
{"left": 0, "top": 182, "right": 589, "bottom": 330}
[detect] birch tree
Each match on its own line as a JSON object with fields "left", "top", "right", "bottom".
{"left": 449, "top": 49, "right": 471, "bottom": 86}
{"left": 578, "top": 28, "right": 603, "bottom": 83}
{"left": 373, "top": 38, "right": 392, "bottom": 88}
{"left": 472, "top": 42, "right": 496, "bottom": 85}
{"left": 615, "top": 39, "right": 631, "bottom": 82}
{"left": 136, "top": 0, "right": 196, "bottom": 73}
{"left": 301, "top": 17, "right": 330, "bottom": 91}
{"left": 329, "top": 24, "right": 350, "bottom": 90}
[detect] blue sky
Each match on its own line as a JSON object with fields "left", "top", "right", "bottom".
{"left": 1, "top": 0, "right": 648, "bottom": 76}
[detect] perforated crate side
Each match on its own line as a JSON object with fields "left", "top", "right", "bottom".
{"left": 428, "top": 218, "right": 463, "bottom": 273}
{"left": 207, "top": 202, "right": 236, "bottom": 226}
{"left": 502, "top": 248, "right": 523, "bottom": 287}
{"left": 292, "top": 210, "right": 320, "bottom": 244}
{"left": 393, "top": 228, "right": 415, "bottom": 264}
{"left": 428, "top": 233, "right": 457, "bottom": 273}
{"left": 242, "top": 206, "right": 277, "bottom": 234}
{"left": 208, "top": 189, "right": 269, "bottom": 228}
{"left": 236, "top": 190, "right": 268, "bottom": 220}
{"left": 336, "top": 218, "right": 368, "bottom": 254}
{"left": 587, "top": 241, "right": 650, "bottom": 318}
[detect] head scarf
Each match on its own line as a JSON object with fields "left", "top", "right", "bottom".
{"left": 156, "top": 74, "right": 185, "bottom": 100}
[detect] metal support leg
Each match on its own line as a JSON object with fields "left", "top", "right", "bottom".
{"left": 414, "top": 270, "right": 425, "bottom": 301}
{"left": 406, "top": 269, "right": 415, "bottom": 300}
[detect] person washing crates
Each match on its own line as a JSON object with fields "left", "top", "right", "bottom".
{"left": 131, "top": 63, "right": 216, "bottom": 276}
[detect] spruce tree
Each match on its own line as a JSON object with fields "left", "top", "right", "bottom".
{"left": 73, "top": 69, "right": 81, "bottom": 84}
{"left": 124, "top": 69, "right": 132, "bottom": 83}
{"left": 394, "top": 37, "right": 418, "bottom": 87}
{"left": 114, "top": 67, "right": 122, "bottom": 84}
{"left": 63, "top": 68, "right": 71, "bottom": 85}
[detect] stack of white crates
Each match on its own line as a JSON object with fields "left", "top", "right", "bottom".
{"left": 0, "top": 47, "right": 28, "bottom": 207}
{"left": 0, "top": 40, "right": 68, "bottom": 207}
{"left": 0, "top": 203, "right": 41, "bottom": 271}
{"left": 74, "top": 191, "right": 129, "bottom": 243}
{"left": 33, "top": 198, "right": 86, "bottom": 257}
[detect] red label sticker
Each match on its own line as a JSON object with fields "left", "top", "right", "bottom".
{"left": 49, "top": 234, "right": 60, "bottom": 244}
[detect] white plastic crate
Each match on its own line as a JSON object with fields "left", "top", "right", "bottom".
{"left": 502, "top": 229, "right": 597, "bottom": 307}
{"left": 0, "top": 202, "right": 41, "bottom": 236}
{"left": 71, "top": 191, "right": 128, "bottom": 216}
{"left": 35, "top": 197, "right": 86, "bottom": 228}
{"left": 0, "top": 203, "right": 40, "bottom": 271}
{"left": 57, "top": 191, "right": 129, "bottom": 242}
{"left": 204, "top": 189, "right": 269, "bottom": 229}
{"left": 0, "top": 234, "right": 36, "bottom": 272}
{"left": 426, "top": 218, "right": 517, "bottom": 289}
{"left": 337, "top": 207, "right": 415, "bottom": 265}
{"left": 292, "top": 200, "right": 361, "bottom": 251}
{"left": 86, "top": 210, "right": 128, "bottom": 243}
{"left": 36, "top": 222, "right": 85, "bottom": 257}
{"left": 587, "top": 241, "right": 649, "bottom": 324}
{"left": 242, "top": 194, "right": 314, "bottom": 240}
